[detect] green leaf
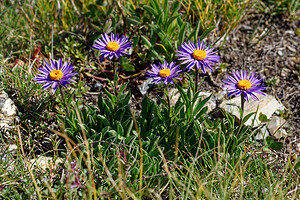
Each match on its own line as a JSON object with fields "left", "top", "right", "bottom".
{"left": 125, "top": 120, "right": 133, "bottom": 137}
{"left": 259, "top": 112, "right": 271, "bottom": 123}
{"left": 241, "top": 112, "right": 255, "bottom": 125}
{"left": 194, "top": 21, "right": 201, "bottom": 41}
{"left": 165, "top": 14, "right": 180, "bottom": 31}
{"left": 265, "top": 136, "right": 274, "bottom": 146}
{"left": 126, "top": 16, "right": 140, "bottom": 25}
{"left": 195, "top": 107, "right": 208, "bottom": 121}
{"left": 294, "top": 158, "right": 300, "bottom": 171}
{"left": 118, "top": 91, "right": 131, "bottom": 107}
{"left": 118, "top": 82, "right": 129, "bottom": 100}
{"left": 162, "top": 0, "right": 168, "bottom": 11}
{"left": 104, "top": 88, "right": 116, "bottom": 106}
{"left": 158, "top": 96, "right": 168, "bottom": 108}
{"left": 172, "top": 102, "right": 184, "bottom": 119}
{"left": 142, "top": 5, "right": 158, "bottom": 17}
{"left": 192, "top": 95, "right": 211, "bottom": 118}
{"left": 97, "top": 115, "right": 110, "bottom": 127}
{"left": 141, "top": 36, "right": 152, "bottom": 49}
{"left": 132, "top": 35, "right": 139, "bottom": 47}
{"left": 103, "top": 20, "right": 112, "bottom": 33}
{"left": 178, "top": 22, "right": 188, "bottom": 44}
{"left": 171, "top": 0, "right": 180, "bottom": 15}
{"left": 122, "top": 64, "right": 135, "bottom": 72}
{"left": 175, "top": 84, "right": 189, "bottom": 104}
{"left": 91, "top": 23, "right": 102, "bottom": 32}
{"left": 269, "top": 142, "right": 283, "bottom": 150}
{"left": 150, "top": 0, "right": 160, "bottom": 14}
{"left": 200, "top": 26, "right": 216, "bottom": 41}
{"left": 117, "top": 122, "right": 124, "bottom": 136}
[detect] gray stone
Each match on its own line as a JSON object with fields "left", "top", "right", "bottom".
{"left": 0, "top": 144, "right": 18, "bottom": 155}
{"left": 239, "top": 25, "right": 253, "bottom": 32}
{"left": 267, "top": 116, "right": 288, "bottom": 138}
{"left": 255, "top": 125, "right": 270, "bottom": 140}
{"left": 1, "top": 98, "right": 17, "bottom": 116}
{"left": 215, "top": 90, "right": 228, "bottom": 101}
{"left": 0, "top": 91, "right": 8, "bottom": 98}
{"left": 284, "top": 30, "right": 295, "bottom": 35}
{"left": 138, "top": 79, "right": 153, "bottom": 95}
{"left": 30, "top": 156, "right": 63, "bottom": 171}
{"left": 296, "top": 143, "right": 300, "bottom": 153}
{"left": 0, "top": 90, "right": 17, "bottom": 129}
{"left": 0, "top": 98, "right": 6, "bottom": 109}
{"left": 168, "top": 88, "right": 182, "bottom": 107}
{"left": 220, "top": 94, "right": 284, "bottom": 127}
{"left": 93, "top": 82, "right": 103, "bottom": 92}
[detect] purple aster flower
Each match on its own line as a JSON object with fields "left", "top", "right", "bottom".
{"left": 222, "top": 70, "right": 266, "bottom": 102}
{"left": 35, "top": 59, "right": 78, "bottom": 93}
{"left": 146, "top": 61, "right": 182, "bottom": 84}
{"left": 92, "top": 32, "right": 133, "bottom": 61}
{"left": 176, "top": 40, "right": 221, "bottom": 73}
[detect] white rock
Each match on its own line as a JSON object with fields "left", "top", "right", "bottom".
{"left": 0, "top": 144, "right": 18, "bottom": 155}
{"left": 296, "top": 143, "right": 300, "bottom": 153}
{"left": 0, "top": 122, "right": 10, "bottom": 128}
{"left": 8, "top": 144, "right": 18, "bottom": 154}
{"left": 220, "top": 94, "right": 284, "bottom": 127}
{"left": 0, "top": 90, "right": 8, "bottom": 98}
{"left": 1, "top": 98, "right": 17, "bottom": 116}
{"left": 0, "top": 90, "right": 18, "bottom": 129}
{"left": 267, "top": 116, "right": 288, "bottom": 138}
{"left": 215, "top": 90, "right": 228, "bottom": 101}
{"left": 284, "top": 30, "right": 295, "bottom": 35}
{"left": 255, "top": 125, "right": 270, "bottom": 140}
{"left": 138, "top": 79, "right": 153, "bottom": 95}
{"left": 169, "top": 88, "right": 182, "bottom": 106}
{"left": 30, "top": 156, "right": 63, "bottom": 171}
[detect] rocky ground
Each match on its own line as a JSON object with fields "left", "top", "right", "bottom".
{"left": 217, "top": 11, "right": 300, "bottom": 155}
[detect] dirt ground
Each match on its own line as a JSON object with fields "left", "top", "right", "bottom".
{"left": 216, "top": 11, "right": 300, "bottom": 154}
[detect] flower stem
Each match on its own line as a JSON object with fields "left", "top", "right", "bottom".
{"left": 237, "top": 92, "right": 245, "bottom": 136}
{"left": 112, "top": 58, "right": 119, "bottom": 98}
{"left": 59, "top": 85, "right": 70, "bottom": 118}
{"left": 165, "top": 86, "right": 171, "bottom": 142}
{"left": 241, "top": 92, "right": 245, "bottom": 114}
{"left": 195, "top": 67, "right": 199, "bottom": 92}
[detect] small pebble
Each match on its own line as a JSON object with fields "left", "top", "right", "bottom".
{"left": 296, "top": 143, "right": 300, "bottom": 153}
{"left": 284, "top": 30, "right": 294, "bottom": 35}
{"left": 93, "top": 82, "right": 103, "bottom": 92}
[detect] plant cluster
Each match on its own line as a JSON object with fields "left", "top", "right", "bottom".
{"left": 0, "top": 0, "right": 299, "bottom": 199}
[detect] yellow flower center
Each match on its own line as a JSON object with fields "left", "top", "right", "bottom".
{"left": 106, "top": 42, "right": 120, "bottom": 51}
{"left": 192, "top": 50, "right": 206, "bottom": 60}
{"left": 49, "top": 69, "right": 63, "bottom": 81}
{"left": 159, "top": 69, "right": 171, "bottom": 78}
{"left": 237, "top": 80, "right": 251, "bottom": 90}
